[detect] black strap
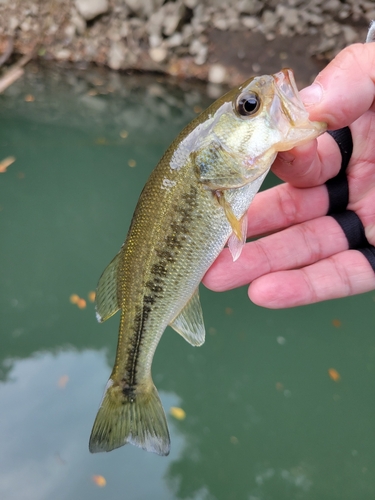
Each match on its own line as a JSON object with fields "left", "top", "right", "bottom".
{"left": 326, "top": 127, "right": 353, "bottom": 215}
{"left": 358, "top": 247, "right": 375, "bottom": 271}
{"left": 331, "top": 210, "right": 368, "bottom": 249}
{"left": 326, "top": 128, "right": 375, "bottom": 272}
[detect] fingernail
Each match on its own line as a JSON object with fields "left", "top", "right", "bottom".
{"left": 299, "top": 82, "right": 323, "bottom": 106}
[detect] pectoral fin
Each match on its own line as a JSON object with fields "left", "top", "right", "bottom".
{"left": 228, "top": 212, "right": 248, "bottom": 261}
{"left": 215, "top": 191, "right": 243, "bottom": 240}
{"left": 95, "top": 253, "right": 121, "bottom": 323}
{"left": 169, "top": 288, "right": 205, "bottom": 346}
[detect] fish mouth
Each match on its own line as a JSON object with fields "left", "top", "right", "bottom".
{"left": 272, "top": 68, "right": 326, "bottom": 150}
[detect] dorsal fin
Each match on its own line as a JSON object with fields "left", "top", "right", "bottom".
{"left": 95, "top": 253, "right": 121, "bottom": 323}
{"left": 169, "top": 288, "right": 205, "bottom": 346}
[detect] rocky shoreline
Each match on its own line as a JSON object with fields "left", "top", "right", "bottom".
{"left": 0, "top": 0, "right": 372, "bottom": 87}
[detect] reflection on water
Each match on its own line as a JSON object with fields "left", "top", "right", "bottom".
{"left": 1, "top": 65, "right": 375, "bottom": 500}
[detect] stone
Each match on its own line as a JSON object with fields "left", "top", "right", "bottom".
{"left": 241, "top": 16, "right": 259, "bottom": 30}
{"left": 237, "top": 0, "right": 262, "bottom": 15}
{"left": 108, "top": 41, "right": 127, "bottom": 70}
{"left": 55, "top": 49, "right": 71, "bottom": 60}
{"left": 208, "top": 64, "right": 227, "bottom": 84}
{"left": 149, "top": 46, "right": 168, "bottom": 63}
{"left": 70, "top": 8, "right": 86, "bottom": 35}
{"left": 74, "top": 0, "right": 108, "bottom": 21}
{"left": 124, "top": 0, "right": 164, "bottom": 19}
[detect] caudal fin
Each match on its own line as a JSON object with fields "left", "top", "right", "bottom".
{"left": 89, "top": 379, "right": 170, "bottom": 456}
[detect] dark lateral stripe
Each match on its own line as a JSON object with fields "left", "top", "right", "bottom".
{"left": 127, "top": 304, "right": 149, "bottom": 387}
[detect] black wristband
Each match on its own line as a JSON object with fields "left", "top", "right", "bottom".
{"left": 330, "top": 210, "right": 368, "bottom": 250}
{"left": 326, "top": 127, "right": 353, "bottom": 215}
{"left": 357, "top": 246, "right": 375, "bottom": 272}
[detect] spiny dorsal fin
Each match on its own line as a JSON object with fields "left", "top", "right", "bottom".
{"left": 95, "top": 252, "right": 121, "bottom": 323}
{"left": 169, "top": 288, "right": 205, "bottom": 346}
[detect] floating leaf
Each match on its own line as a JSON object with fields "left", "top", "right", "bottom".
{"left": 69, "top": 294, "right": 80, "bottom": 304}
{"left": 58, "top": 375, "right": 69, "bottom": 389}
{"left": 275, "top": 382, "right": 284, "bottom": 391}
{"left": 120, "top": 130, "right": 128, "bottom": 138}
{"left": 24, "top": 94, "right": 35, "bottom": 102}
{"left": 77, "top": 298, "right": 86, "bottom": 309}
{"left": 0, "top": 156, "right": 15, "bottom": 173}
{"left": 92, "top": 475, "right": 106, "bottom": 487}
{"left": 225, "top": 307, "right": 233, "bottom": 315}
{"left": 332, "top": 319, "right": 342, "bottom": 328}
{"left": 128, "top": 159, "right": 136, "bottom": 168}
{"left": 170, "top": 406, "right": 186, "bottom": 420}
{"left": 328, "top": 368, "right": 341, "bottom": 382}
{"left": 88, "top": 291, "right": 96, "bottom": 303}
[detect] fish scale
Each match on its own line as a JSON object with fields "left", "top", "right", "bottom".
{"left": 89, "top": 69, "right": 326, "bottom": 455}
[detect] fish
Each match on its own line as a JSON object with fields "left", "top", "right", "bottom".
{"left": 89, "top": 68, "right": 326, "bottom": 456}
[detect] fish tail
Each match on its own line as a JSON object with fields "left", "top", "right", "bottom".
{"left": 89, "top": 379, "right": 170, "bottom": 456}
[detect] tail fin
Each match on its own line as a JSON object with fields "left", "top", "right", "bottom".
{"left": 89, "top": 379, "right": 170, "bottom": 456}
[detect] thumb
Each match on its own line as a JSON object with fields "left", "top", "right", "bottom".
{"left": 300, "top": 43, "right": 375, "bottom": 129}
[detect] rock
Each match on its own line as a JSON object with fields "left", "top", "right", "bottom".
{"left": 208, "top": 64, "right": 227, "bottom": 84}
{"left": 149, "top": 46, "right": 168, "bottom": 63}
{"left": 55, "top": 48, "right": 71, "bottom": 60}
{"left": 74, "top": 0, "right": 108, "bottom": 21}
{"left": 166, "top": 32, "right": 183, "bottom": 48}
{"left": 163, "top": 1, "right": 186, "bottom": 37}
{"left": 237, "top": 0, "right": 262, "bottom": 15}
{"left": 70, "top": 8, "right": 86, "bottom": 35}
{"left": 183, "top": 0, "right": 198, "bottom": 8}
{"left": 108, "top": 41, "right": 127, "bottom": 70}
{"left": 261, "top": 9, "right": 278, "bottom": 33}
{"left": 241, "top": 16, "right": 259, "bottom": 30}
{"left": 124, "top": 0, "right": 164, "bottom": 19}
{"left": 342, "top": 25, "right": 358, "bottom": 45}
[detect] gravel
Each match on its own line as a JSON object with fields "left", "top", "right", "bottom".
{"left": 0, "top": 0, "right": 372, "bottom": 83}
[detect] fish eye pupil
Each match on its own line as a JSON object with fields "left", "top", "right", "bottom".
{"left": 237, "top": 93, "right": 260, "bottom": 116}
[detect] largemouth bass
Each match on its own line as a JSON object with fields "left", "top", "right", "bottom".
{"left": 89, "top": 69, "right": 326, "bottom": 456}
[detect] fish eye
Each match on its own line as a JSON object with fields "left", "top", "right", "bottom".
{"left": 236, "top": 92, "right": 261, "bottom": 117}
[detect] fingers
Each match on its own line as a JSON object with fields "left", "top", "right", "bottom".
{"left": 248, "top": 250, "right": 375, "bottom": 308}
{"left": 272, "top": 131, "right": 341, "bottom": 188}
{"left": 204, "top": 215, "right": 348, "bottom": 291}
{"left": 246, "top": 182, "right": 329, "bottom": 238}
{"left": 299, "top": 44, "right": 375, "bottom": 129}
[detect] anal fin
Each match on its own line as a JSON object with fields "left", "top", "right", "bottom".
{"left": 169, "top": 288, "right": 205, "bottom": 346}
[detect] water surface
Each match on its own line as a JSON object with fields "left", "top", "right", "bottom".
{"left": 1, "top": 65, "right": 375, "bottom": 500}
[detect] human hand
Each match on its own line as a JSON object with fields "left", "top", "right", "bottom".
{"left": 203, "top": 42, "right": 375, "bottom": 308}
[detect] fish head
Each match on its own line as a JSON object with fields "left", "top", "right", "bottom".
{"left": 206, "top": 68, "right": 326, "bottom": 179}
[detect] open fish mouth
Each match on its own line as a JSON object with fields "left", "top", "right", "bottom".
{"left": 271, "top": 68, "right": 326, "bottom": 150}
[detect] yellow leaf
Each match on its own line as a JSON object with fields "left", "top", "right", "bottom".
{"left": 92, "top": 475, "right": 106, "bottom": 487}
{"left": 0, "top": 156, "right": 15, "bottom": 173}
{"left": 57, "top": 375, "right": 69, "bottom": 389}
{"left": 328, "top": 368, "right": 341, "bottom": 382}
{"left": 128, "top": 159, "right": 136, "bottom": 168}
{"left": 170, "top": 406, "right": 186, "bottom": 420}
{"left": 88, "top": 291, "right": 96, "bottom": 303}
{"left": 77, "top": 298, "right": 87, "bottom": 309}
{"left": 69, "top": 294, "right": 80, "bottom": 304}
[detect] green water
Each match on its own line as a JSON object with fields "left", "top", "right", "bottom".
{"left": 1, "top": 66, "right": 375, "bottom": 500}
